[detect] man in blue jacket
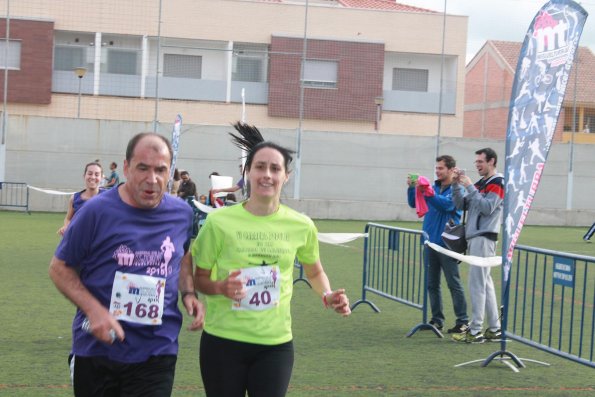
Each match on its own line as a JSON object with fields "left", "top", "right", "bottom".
{"left": 407, "top": 155, "right": 468, "bottom": 333}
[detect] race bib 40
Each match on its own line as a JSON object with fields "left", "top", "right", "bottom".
{"left": 232, "top": 265, "right": 280, "bottom": 311}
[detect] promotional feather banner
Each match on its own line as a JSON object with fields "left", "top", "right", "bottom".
{"left": 168, "top": 114, "right": 182, "bottom": 193}
{"left": 502, "top": 0, "right": 587, "bottom": 286}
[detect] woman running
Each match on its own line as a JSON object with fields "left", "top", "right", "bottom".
{"left": 58, "top": 162, "right": 104, "bottom": 235}
{"left": 190, "top": 122, "right": 351, "bottom": 397}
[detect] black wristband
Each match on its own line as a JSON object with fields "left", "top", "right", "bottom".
{"left": 181, "top": 290, "right": 198, "bottom": 299}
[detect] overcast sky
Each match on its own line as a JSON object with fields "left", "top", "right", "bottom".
{"left": 401, "top": 0, "right": 595, "bottom": 63}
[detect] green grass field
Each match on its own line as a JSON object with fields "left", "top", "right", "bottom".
{"left": 1, "top": 211, "right": 594, "bottom": 396}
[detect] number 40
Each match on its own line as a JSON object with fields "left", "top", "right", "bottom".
{"left": 249, "top": 291, "right": 271, "bottom": 306}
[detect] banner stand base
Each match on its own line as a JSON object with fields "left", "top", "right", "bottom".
{"left": 455, "top": 349, "right": 550, "bottom": 373}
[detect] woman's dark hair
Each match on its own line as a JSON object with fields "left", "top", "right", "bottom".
{"left": 229, "top": 122, "right": 295, "bottom": 173}
{"left": 173, "top": 168, "right": 180, "bottom": 181}
{"left": 84, "top": 162, "right": 102, "bottom": 175}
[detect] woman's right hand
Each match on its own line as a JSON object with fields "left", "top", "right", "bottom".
{"left": 222, "top": 270, "right": 246, "bottom": 300}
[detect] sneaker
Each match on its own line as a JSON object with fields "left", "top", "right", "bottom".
{"left": 447, "top": 323, "right": 469, "bottom": 334}
{"left": 452, "top": 329, "right": 485, "bottom": 344}
{"left": 484, "top": 328, "right": 502, "bottom": 341}
{"left": 429, "top": 320, "right": 443, "bottom": 330}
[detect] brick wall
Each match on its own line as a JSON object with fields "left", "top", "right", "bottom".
{"left": 464, "top": 55, "right": 485, "bottom": 105}
{"left": 464, "top": 50, "right": 563, "bottom": 141}
{"left": 485, "top": 55, "right": 513, "bottom": 103}
{"left": 269, "top": 36, "right": 384, "bottom": 122}
{"left": 0, "top": 18, "right": 54, "bottom": 104}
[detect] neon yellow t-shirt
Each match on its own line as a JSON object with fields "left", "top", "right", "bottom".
{"left": 191, "top": 203, "right": 320, "bottom": 345}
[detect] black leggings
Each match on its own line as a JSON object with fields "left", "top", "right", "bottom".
{"left": 200, "top": 331, "right": 294, "bottom": 397}
{"left": 70, "top": 354, "right": 176, "bottom": 397}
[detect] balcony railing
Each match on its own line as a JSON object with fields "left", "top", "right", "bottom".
{"left": 53, "top": 71, "right": 268, "bottom": 104}
{"left": 383, "top": 89, "right": 456, "bottom": 114}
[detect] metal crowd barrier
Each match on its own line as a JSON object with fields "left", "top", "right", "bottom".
{"left": 293, "top": 259, "right": 311, "bottom": 288}
{"left": 0, "top": 182, "right": 30, "bottom": 213}
{"left": 350, "top": 223, "right": 437, "bottom": 336}
{"left": 349, "top": 221, "right": 595, "bottom": 368}
{"left": 502, "top": 245, "right": 595, "bottom": 368}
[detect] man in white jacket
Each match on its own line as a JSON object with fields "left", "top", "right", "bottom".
{"left": 451, "top": 148, "right": 504, "bottom": 344}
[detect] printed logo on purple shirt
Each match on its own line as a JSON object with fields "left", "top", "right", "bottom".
{"left": 112, "top": 236, "right": 177, "bottom": 277}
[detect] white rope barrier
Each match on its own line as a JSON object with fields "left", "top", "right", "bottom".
{"left": 28, "top": 185, "right": 76, "bottom": 195}
{"left": 425, "top": 241, "right": 502, "bottom": 267}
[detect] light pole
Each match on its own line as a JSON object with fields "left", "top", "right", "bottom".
{"left": 374, "top": 96, "right": 384, "bottom": 132}
{"left": 74, "top": 67, "right": 87, "bottom": 118}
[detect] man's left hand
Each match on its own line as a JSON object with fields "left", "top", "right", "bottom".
{"left": 182, "top": 294, "right": 205, "bottom": 331}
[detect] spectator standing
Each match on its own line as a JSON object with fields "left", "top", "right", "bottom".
{"left": 451, "top": 147, "right": 504, "bottom": 343}
{"left": 207, "top": 171, "right": 225, "bottom": 208}
{"left": 177, "top": 170, "right": 197, "bottom": 200}
{"left": 197, "top": 194, "right": 209, "bottom": 229}
{"left": 170, "top": 168, "right": 181, "bottom": 196}
{"left": 407, "top": 155, "right": 468, "bottom": 333}
{"left": 104, "top": 162, "right": 120, "bottom": 189}
{"left": 211, "top": 164, "right": 247, "bottom": 200}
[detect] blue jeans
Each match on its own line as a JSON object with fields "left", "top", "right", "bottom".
{"left": 425, "top": 246, "right": 468, "bottom": 326}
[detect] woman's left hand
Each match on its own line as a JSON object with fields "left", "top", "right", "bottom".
{"left": 325, "top": 289, "right": 351, "bottom": 316}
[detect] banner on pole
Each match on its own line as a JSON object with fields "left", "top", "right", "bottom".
{"left": 168, "top": 114, "right": 182, "bottom": 193}
{"left": 503, "top": 0, "right": 587, "bottom": 283}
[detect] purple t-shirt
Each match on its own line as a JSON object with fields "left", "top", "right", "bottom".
{"left": 72, "top": 188, "right": 105, "bottom": 214}
{"left": 55, "top": 187, "right": 192, "bottom": 363}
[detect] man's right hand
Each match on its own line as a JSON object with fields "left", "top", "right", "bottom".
{"left": 49, "top": 257, "right": 126, "bottom": 345}
{"left": 86, "top": 309, "right": 125, "bottom": 344}
{"left": 453, "top": 168, "right": 471, "bottom": 186}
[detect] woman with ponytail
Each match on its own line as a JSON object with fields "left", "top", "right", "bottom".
{"left": 190, "top": 122, "right": 351, "bottom": 397}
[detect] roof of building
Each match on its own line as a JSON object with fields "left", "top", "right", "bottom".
{"left": 480, "top": 40, "right": 595, "bottom": 104}
{"left": 337, "top": 0, "right": 436, "bottom": 12}
{"left": 252, "top": 0, "right": 437, "bottom": 13}
{"left": 488, "top": 40, "right": 523, "bottom": 71}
